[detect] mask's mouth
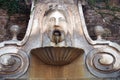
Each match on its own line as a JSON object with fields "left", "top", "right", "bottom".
{"left": 52, "top": 29, "right": 63, "bottom": 44}
{"left": 53, "top": 30, "right": 61, "bottom": 37}
{"left": 47, "top": 28, "right": 65, "bottom": 44}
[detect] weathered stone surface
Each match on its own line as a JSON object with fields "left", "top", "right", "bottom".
{"left": 95, "top": 2, "right": 106, "bottom": 8}
{"left": 0, "top": 9, "right": 8, "bottom": 41}
{"left": 115, "top": 12, "right": 120, "bottom": 18}
{"left": 0, "top": 1, "right": 120, "bottom": 79}
{"left": 84, "top": 4, "right": 120, "bottom": 44}
{"left": 0, "top": 2, "right": 120, "bottom": 44}
{"left": 84, "top": 8, "right": 106, "bottom": 39}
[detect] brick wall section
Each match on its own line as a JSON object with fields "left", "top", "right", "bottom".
{"left": 84, "top": 4, "right": 120, "bottom": 44}
{"left": 0, "top": 4, "right": 120, "bottom": 44}
{"left": 0, "top": 9, "right": 29, "bottom": 41}
{"left": 8, "top": 14, "right": 29, "bottom": 40}
{"left": 0, "top": 9, "right": 8, "bottom": 41}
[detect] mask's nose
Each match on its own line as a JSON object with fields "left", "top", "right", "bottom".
{"left": 55, "top": 18, "right": 59, "bottom": 25}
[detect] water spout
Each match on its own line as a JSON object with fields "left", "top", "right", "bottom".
{"left": 52, "top": 30, "right": 62, "bottom": 44}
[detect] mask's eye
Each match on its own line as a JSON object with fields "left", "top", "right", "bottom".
{"left": 49, "top": 17, "right": 55, "bottom": 22}
{"left": 59, "top": 17, "right": 66, "bottom": 22}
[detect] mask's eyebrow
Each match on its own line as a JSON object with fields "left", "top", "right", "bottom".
{"left": 44, "top": 9, "right": 54, "bottom": 16}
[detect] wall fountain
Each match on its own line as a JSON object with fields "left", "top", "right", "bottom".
{"left": 0, "top": 0, "right": 120, "bottom": 80}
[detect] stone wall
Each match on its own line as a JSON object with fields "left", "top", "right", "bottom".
{"left": 84, "top": 2, "right": 120, "bottom": 44}
{"left": 0, "top": 9, "right": 29, "bottom": 41}
{"left": 0, "top": 2, "right": 120, "bottom": 44}
{"left": 0, "top": 9, "right": 8, "bottom": 42}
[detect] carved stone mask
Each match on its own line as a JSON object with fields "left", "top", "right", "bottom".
{"left": 43, "top": 9, "right": 68, "bottom": 44}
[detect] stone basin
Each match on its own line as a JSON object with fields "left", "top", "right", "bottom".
{"left": 31, "top": 47, "right": 84, "bottom": 66}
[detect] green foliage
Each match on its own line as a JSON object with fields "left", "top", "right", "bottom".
{"left": 109, "top": 7, "right": 120, "bottom": 12}
{"left": 87, "top": 0, "right": 110, "bottom": 6}
{"left": 87, "top": 0, "right": 120, "bottom": 10}
{"left": 87, "top": 0, "right": 96, "bottom": 5}
{"left": 0, "top": 0, "right": 28, "bottom": 15}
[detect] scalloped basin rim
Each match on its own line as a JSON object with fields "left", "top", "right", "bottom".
{"left": 31, "top": 47, "right": 84, "bottom": 66}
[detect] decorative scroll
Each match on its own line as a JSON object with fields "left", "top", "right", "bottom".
{"left": 0, "top": 46, "right": 29, "bottom": 79}
{"left": 86, "top": 46, "right": 120, "bottom": 77}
